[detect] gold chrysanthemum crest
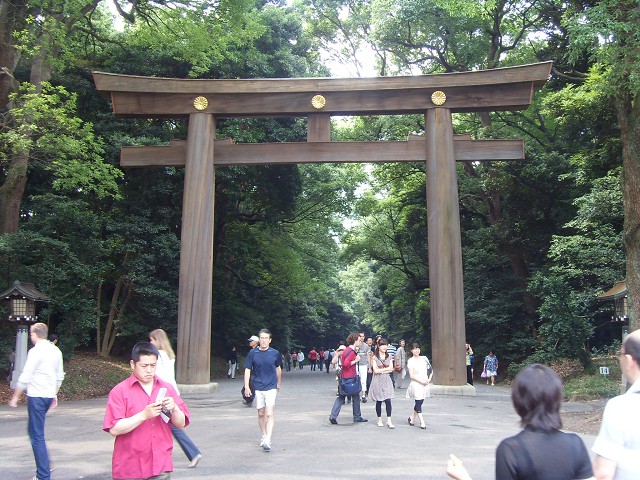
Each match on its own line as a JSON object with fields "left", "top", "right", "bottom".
{"left": 311, "top": 94, "right": 326, "bottom": 109}
{"left": 193, "top": 96, "right": 209, "bottom": 111}
{"left": 431, "top": 91, "right": 447, "bottom": 106}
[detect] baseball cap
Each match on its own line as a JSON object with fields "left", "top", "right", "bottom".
{"left": 247, "top": 335, "right": 259, "bottom": 342}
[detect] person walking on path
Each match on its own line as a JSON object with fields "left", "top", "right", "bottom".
{"left": 103, "top": 342, "right": 190, "bottom": 480}
{"left": 405, "top": 342, "right": 432, "bottom": 429}
{"left": 297, "top": 350, "right": 305, "bottom": 369}
{"left": 465, "top": 343, "right": 474, "bottom": 385}
{"left": 447, "top": 364, "right": 593, "bottom": 480}
{"left": 243, "top": 329, "right": 282, "bottom": 452}
{"left": 285, "top": 351, "right": 292, "bottom": 372}
{"left": 365, "top": 337, "right": 374, "bottom": 399}
{"left": 9, "top": 322, "right": 65, "bottom": 480}
{"left": 395, "top": 339, "right": 407, "bottom": 389}
{"left": 483, "top": 350, "right": 499, "bottom": 386}
{"left": 243, "top": 336, "right": 259, "bottom": 405}
{"left": 592, "top": 329, "right": 640, "bottom": 479}
{"left": 387, "top": 340, "right": 397, "bottom": 387}
{"left": 329, "top": 333, "right": 368, "bottom": 425}
{"left": 227, "top": 346, "right": 238, "bottom": 379}
{"left": 309, "top": 348, "right": 318, "bottom": 371}
{"left": 324, "top": 348, "right": 332, "bottom": 373}
{"left": 149, "top": 328, "right": 203, "bottom": 468}
{"left": 356, "top": 332, "right": 370, "bottom": 402}
{"left": 370, "top": 337, "right": 395, "bottom": 429}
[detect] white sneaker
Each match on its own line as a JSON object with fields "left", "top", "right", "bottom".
{"left": 188, "top": 453, "right": 202, "bottom": 468}
{"left": 259, "top": 436, "right": 265, "bottom": 447}
{"left": 262, "top": 441, "right": 271, "bottom": 452}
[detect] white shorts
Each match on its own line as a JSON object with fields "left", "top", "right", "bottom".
{"left": 255, "top": 389, "right": 277, "bottom": 409}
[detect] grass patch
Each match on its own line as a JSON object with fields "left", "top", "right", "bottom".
{"left": 564, "top": 373, "right": 620, "bottom": 401}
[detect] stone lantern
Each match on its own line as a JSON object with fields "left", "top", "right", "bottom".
{"left": 1, "top": 281, "right": 51, "bottom": 388}
{"left": 597, "top": 280, "right": 630, "bottom": 393}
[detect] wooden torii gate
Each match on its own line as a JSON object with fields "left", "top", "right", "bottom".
{"left": 94, "top": 61, "right": 551, "bottom": 393}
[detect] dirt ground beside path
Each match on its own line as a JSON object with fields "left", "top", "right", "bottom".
{"left": 561, "top": 404, "right": 605, "bottom": 435}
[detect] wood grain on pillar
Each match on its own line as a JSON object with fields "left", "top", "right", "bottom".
{"left": 425, "top": 108, "right": 467, "bottom": 386}
{"left": 176, "top": 113, "right": 215, "bottom": 384}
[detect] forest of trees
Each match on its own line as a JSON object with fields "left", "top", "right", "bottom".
{"left": 1, "top": 0, "right": 638, "bottom": 375}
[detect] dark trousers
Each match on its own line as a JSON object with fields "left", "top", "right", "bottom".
{"left": 466, "top": 365, "right": 473, "bottom": 385}
{"left": 330, "top": 393, "right": 363, "bottom": 421}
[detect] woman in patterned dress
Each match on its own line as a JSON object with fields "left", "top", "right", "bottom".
{"left": 483, "top": 350, "right": 499, "bottom": 386}
{"left": 405, "top": 342, "right": 433, "bottom": 429}
{"left": 369, "top": 338, "right": 395, "bottom": 428}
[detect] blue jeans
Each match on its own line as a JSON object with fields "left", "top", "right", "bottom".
{"left": 330, "top": 393, "right": 363, "bottom": 421}
{"left": 27, "top": 396, "right": 54, "bottom": 480}
{"left": 171, "top": 424, "right": 201, "bottom": 461}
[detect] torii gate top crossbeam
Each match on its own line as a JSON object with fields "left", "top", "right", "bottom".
{"left": 93, "top": 62, "right": 552, "bottom": 118}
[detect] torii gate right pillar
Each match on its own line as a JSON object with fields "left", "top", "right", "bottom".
{"left": 426, "top": 108, "right": 473, "bottom": 393}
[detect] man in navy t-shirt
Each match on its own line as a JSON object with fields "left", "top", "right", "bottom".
{"left": 244, "top": 328, "right": 282, "bottom": 452}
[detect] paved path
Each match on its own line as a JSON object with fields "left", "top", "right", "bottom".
{"left": 0, "top": 367, "right": 598, "bottom": 480}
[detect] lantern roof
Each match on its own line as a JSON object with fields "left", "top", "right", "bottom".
{"left": 0, "top": 281, "right": 51, "bottom": 303}
{"left": 597, "top": 280, "right": 627, "bottom": 301}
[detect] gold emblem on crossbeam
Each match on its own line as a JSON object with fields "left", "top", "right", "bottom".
{"left": 431, "top": 91, "right": 447, "bottom": 106}
{"left": 311, "top": 95, "right": 326, "bottom": 109}
{"left": 193, "top": 96, "right": 209, "bottom": 111}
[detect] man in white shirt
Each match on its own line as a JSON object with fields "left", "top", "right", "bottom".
{"left": 9, "top": 322, "right": 64, "bottom": 480}
{"left": 592, "top": 329, "right": 640, "bottom": 480}
{"left": 356, "top": 332, "right": 369, "bottom": 402}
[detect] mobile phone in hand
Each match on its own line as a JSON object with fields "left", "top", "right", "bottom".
{"left": 155, "top": 387, "right": 167, "bottom": 404}
{"left": 155, "top": 387, "right": 171, "bottom": 423}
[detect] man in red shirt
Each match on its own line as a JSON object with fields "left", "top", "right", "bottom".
{"left": 329, "top": 332, "right": 369, "bottom": 424}
{"left": 309, "top": 348, "right": 318, "bottom": 371}
{"left": 103, "top": 342, "right": 190, "bottom": 479}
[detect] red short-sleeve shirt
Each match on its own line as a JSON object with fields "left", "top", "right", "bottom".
{"left": 103, "top": 375, "right": 190, "bottom": 479}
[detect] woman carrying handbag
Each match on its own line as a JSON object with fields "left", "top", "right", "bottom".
{"left": 328, "top": 333, "right": 369, "bottom": 425}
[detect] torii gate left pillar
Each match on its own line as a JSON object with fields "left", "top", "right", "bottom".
{"left": 426, "top": 107, "right": 468, "bottom": 389}
{"left": 177, "top": 113, "right": 215, "bottom": 384}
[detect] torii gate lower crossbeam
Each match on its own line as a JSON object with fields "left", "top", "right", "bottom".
{"left": 93, "top": 62, "right": 551, "bottom": 392}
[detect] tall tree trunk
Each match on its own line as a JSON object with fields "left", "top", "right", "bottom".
{"left": 99, "top": 276, "right": 133, "bottom": 357}
{"left": 96, "top": 281, "right": 103, "bottom": 354}
{"left": 0, "top": 5, "right": 57, "bottom": 233}
{"left": 616, "top": 91, "right": 640, "bottom": 332}
{"left": 0, "top": 153, "right": 28, "bottom": 233}
{"left": 0, "top": 0, "right": 28, "bottom": 110}
{"left": 0, "top": 1, "right": 29, "bottom": 233}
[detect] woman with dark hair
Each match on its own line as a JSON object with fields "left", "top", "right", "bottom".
{"left": 447, "top": 364, "right": 593, "bottom": 480}
{"left": 483, "top": 350, "right": 499, "bottom": 385}
{"left": 405, "top": 342, "right": 432, "bottom": 429}
{"left": 369, "top": 337, "right": 395, "bottom": 428}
